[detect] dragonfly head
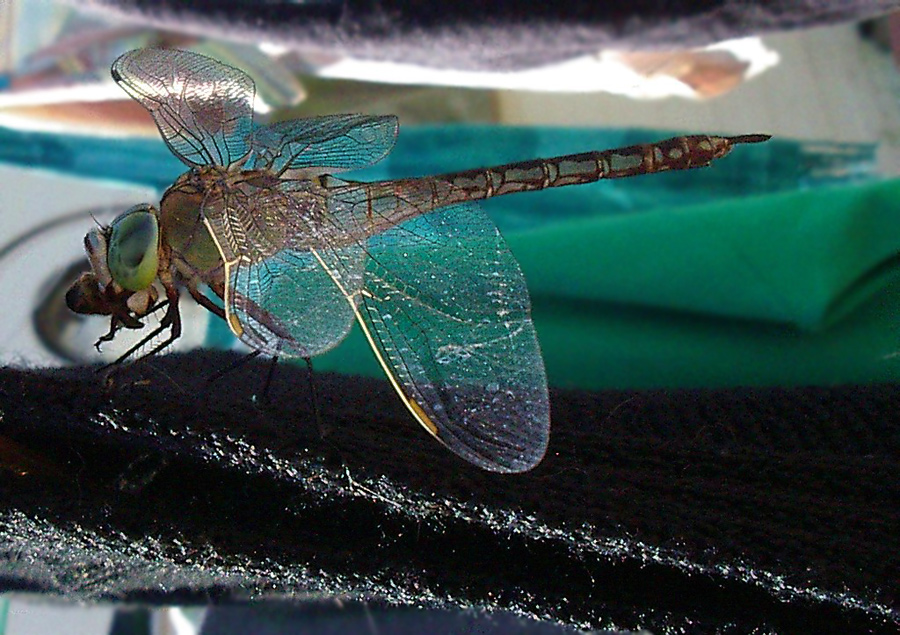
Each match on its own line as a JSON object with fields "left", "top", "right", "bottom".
{"left": 66, "top": 204, "right": 161, "bottom": 318}
{"left": 105, "top": 204, "right": 160, "bottom": 292}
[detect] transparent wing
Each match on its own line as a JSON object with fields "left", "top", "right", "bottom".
{"left": 112, "top": 48, "right": 255, "bottom": 168}
{"left": 201, "top": 172, "right": 549, "bottom": 472}
{"left": 325, "top": 182, "right": 550, "bottom": 473}
{"left": 201, "top": 180, "right": 364, "bottom": 358}
{"left": 249, "top": 115, "right": 399, "bottom": 173}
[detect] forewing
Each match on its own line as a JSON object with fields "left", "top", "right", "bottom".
{"left": 112, "top": 48, "right": 254, "bottom": 167}
{"left": 202, "top": 179, "right": 363, "bottom": 358}
{"left": 328, "top": 183, "right": 550, "bottom": 473}
{"left": 250, "top": 115, "right": 399, "bottom": 173}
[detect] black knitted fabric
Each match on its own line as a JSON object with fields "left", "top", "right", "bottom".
{"left": 0, "top": 351, "right": 896, "bottom": 632}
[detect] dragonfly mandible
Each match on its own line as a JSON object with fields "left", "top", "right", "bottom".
{"left": 65, "top": 48, "right": 769, "bottom": 473}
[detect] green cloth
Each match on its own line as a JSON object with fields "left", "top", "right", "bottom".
{"left": 1, "top": 122, "right": 886, "bottom": 388}
{"left": 312, "top": 178, "right": 900, "bottom": 389}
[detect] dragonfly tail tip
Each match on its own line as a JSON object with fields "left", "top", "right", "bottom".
{"left": 728, "top": 133, "right": 772, "bottom": 145}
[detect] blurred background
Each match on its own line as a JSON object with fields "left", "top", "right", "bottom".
{"left": 2, "top": 1, "right": 900, "bottom": 392}
{"left": 1, "top": 0, "right": 900, "bottom": 632}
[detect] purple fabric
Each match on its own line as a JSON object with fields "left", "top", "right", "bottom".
{"left": 70, "top": 0, "right": 900, "bottom": 70}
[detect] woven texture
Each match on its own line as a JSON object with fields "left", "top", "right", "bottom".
{"left": 0, "top": 352, "right": 896, "bottom": 632}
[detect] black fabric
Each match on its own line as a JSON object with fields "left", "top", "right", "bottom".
{"left": 69, "top": 0, "right": 900, "bottom": 71}
{"left": 0, "top": 351, "right": 896, "bottom": 632}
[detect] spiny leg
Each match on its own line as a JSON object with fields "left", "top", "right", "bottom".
{"left": 96, "top": 317, "right": 123, "bottom": 350}
{"left": 270, "top": 355, "right": 342, "bottom": 466}
{"left": 262, "top": 355, "right": 279, "bottom": 404}
{"left": 304, "top": 357, "right": 325, "bottom": 439}
{"left": 100, "top": 289, "right": 182, "bottom": 371}
{"left": 206, "top": 349, "right": 263, "bottom": 384}
{"left": 189, "top": 284, "right": 286, "bottom": 404}
{"left": 258, "top": 356, "right": 325, "bottom": 437}
{"left": 94, "top": 299, "right": 170, "bottom": 353}
{"left": 187, "top": 285, "right": 225, "bottom": 320}
{"left": 138, "top": 285, "right": 183, "bottom": 361}
{"left": 96, "top": 299, "right": 177, "bottom": 395}
{"left": 186, "top": 284, "right": 322, "bottom": 437}
{"left": 187, "top": 282, "right": 273, "bottom": 386}
{"left": 98, "top": 318, "right": 174, "bottom": 391}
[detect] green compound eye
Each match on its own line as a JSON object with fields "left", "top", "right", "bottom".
{"left": 107, "top": 206, "right": 159, "bottom": 291}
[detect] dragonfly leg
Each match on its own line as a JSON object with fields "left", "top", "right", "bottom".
{"left": 96, "top": 317, "right": 123, "bottom": 351}
{"left": 138, "top": 286, "right": 182, "bottom": 359}
{"left": 268, "top": 356, "right": 343, "bottom": 465}
{"left": 94, "top": 297, "right": 171, "bottom": 353}
{"left": 187, "top": 284, "right": 226, "bottom": 320}
{"left": 262, "top": 355, "right": 279, "bottom": 404}
{"left": 101, "top": 287, "right": 182, "bottom": 369}
{"left": 206, "top": 349, "right": 263, "bottom": 384}
{"left": 210, "top": 354, "right": 280, "bottom": 406}
{"left": 304, "top": 357, "right": 326, "bottom": 440}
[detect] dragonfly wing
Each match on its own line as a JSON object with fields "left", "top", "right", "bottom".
{"left": 328, "top": 184, "right": 550, "bottom": 473}
{"left": 250, "top": 115, "right": 399, "bottom": 173}
{"left": 202, "top": 181, "right": 363, "bottom": 357}
{"left": 112, "top": 48, "right": 255, "bottom": 168}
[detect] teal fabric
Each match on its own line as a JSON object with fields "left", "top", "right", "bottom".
{"left": 349, "top": 126, "right": 874, "bottom": 231}
{"left": 311, "top": 179, "right": 900, "bottom": 389}
{"left": 0, "top": 123, "right": 890, "bottom": 389}
{"left": 0, "top": 126, "right": 181, "bottom": 191}
{"left": 0, "top": 124, "right": 873, "bottom": 219}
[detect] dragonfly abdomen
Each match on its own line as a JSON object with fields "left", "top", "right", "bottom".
{"left": 434, "top": 133, "right": 769, "bottom": 203}
{"left": 599, "top": 134, "right": 770, "bottom": 177}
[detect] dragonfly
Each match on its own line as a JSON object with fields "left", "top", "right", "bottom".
{"left": 65, "top": 48, "right": 769, "bottom": 473}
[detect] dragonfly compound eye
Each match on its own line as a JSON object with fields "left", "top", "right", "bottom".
{"left": 107, "top": 207, "right": 160, "bottom": 291}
